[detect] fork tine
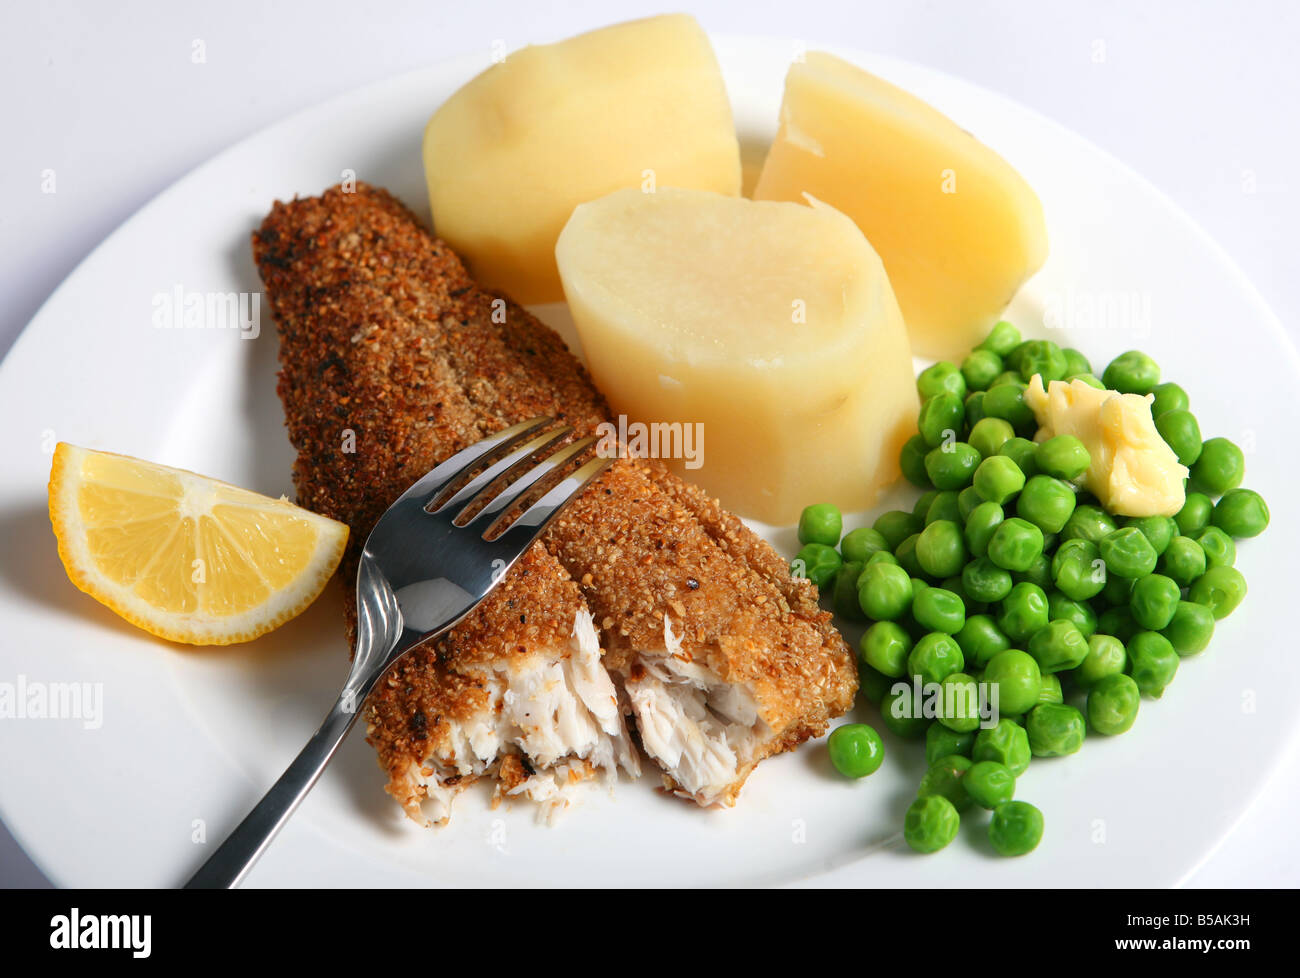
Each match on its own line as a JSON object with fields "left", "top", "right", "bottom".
{"left": 430, "top": 425, "right": 571, "bottom": 516}
{"left": 484, "top": 454, "right": 613, "bottom": 544}
{"left": 395, "top": 417, "right": 553, "bottom": 507}
{"left": 463, "top": 435, "right": 599, "bottom": 527}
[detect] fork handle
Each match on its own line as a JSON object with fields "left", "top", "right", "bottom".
{"left": 183, "top": 688, "right": 367, "bottom": 889}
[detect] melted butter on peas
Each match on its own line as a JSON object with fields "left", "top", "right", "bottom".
{"left": 1024, "top": 375, "right": 1187, "bottom": 517}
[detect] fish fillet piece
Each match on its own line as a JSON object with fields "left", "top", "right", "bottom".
{"left": 548, "top": 460, "right": 856, "bottom": 805}
{"left": 256, "top": 184, "right": 634, "bottom": 823}
{"left": 254, "top": 182, "right": 856, "bottom": 819}
{"left": 363, "top": 546, "right": 638, "bottom": 824}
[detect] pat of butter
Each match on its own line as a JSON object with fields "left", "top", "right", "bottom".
{"left": 1025, "top": 376, "right": 1187, "bottom": 517}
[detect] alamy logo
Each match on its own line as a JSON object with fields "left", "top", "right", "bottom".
{"left": 49, "top": 908, "right": 150, "bottom": 958}
{"left": 595, "top": 415, "right": 704, "bottom": 470}
{"left": 0, "top": 675, "right": 102, "bottom": 729}
{"left": 151, "top": 285, "right": 261, "bottom": 338}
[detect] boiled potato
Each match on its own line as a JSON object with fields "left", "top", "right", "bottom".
{"left": 754, "top": 52, "right": 1048, "bottom": 360}
{"left": 556, "top": 187, "right": 918, "bottom": 525}
{"left": 423, "top": 14, "right": 741, "bottom": 303}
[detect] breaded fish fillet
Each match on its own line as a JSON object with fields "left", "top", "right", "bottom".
{"left": 254, "top": 183, "right": 856, "bottom": 819}
{"left": 257, "top": 185, "right": 636, "bottom": 822}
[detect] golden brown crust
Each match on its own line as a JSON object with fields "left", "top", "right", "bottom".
{"left": 256, "top": 182, "right": 856, "bottom": 813}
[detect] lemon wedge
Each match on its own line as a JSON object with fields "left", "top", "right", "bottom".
{"left": 48, "top": 443, "right": 348, "bottom": 645}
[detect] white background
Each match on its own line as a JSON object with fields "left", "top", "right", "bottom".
{"left": 1, "top": 0, "right": 1296, "bottom": 887}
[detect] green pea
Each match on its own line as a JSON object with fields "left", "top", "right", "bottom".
{"left": 1051, "top": 537, "right": 1106, "bottom": 601}
{"left": 1068, "top": 373, "right": 1105, "bottom": 389}
{"left": 997, "top": 582, "right": 1050, "bottom": 643}
{"left": 988, "top": 801, "right": 1044, "bottom": 856}
{"left": 924, "top": 443, "right": 982, "bottom": 491}
{"left": 864, "top": 550, "right": 899, "bottom": 569}
{"left": 913, "top": 586, "right": 967, "bottom": 635}
{"left": 918, "top": 392, "right": 965, "bottom": 449}
{"left": 912, "top": 489, "right": 940, "bottom": 522}
{"left": 1149, "top": 382, "right": 1190, "bottom": 418}
{"left": 1075, "top": 633, "right": 1127, "bottom": 689}
{"left": 1099, "top": 570, "right": 1134, "bottom": 607}
{"left": 1190, "top": 526, "right": 1236, "bottom": 568}
{"left": 860, "top": 621, "right": 913, "bottom": 677}
{"left": 841, "top": 527, "right": 890, "bottom": 564}
{"left": 1087, "top": 673, "right": 1140, "bottom": 735}
{"left": 917, "top": 754, "right": 974, "bottom": 811}
{"left": 1158, "top": 535, "right": 1207, "bottom": 587}
{"left": 1028, "top": 619, "right": 1090, "bottom": 674}
{"left": 1015, "top": 551, "right": 1055, "bottom": 591}
{"left": 1061, "top": 504, "right": 1117, "bottom": 544}
{"left": 965, "top": 761, "right": 1016, "bottom": 809}
{"left": 939, "top": 574, "right": 982, "bottom": 613}
{"left": 1097, "top": 607, "right": 1140, "bottom": 644}
{"left": 895, "top": 533, "right": 925, "bottom": 578}
{"left": 1047, "top": 590, "right": 1097, "bottom": 637}
{"left": 1190, "top": 437, "right": 1245, "bottom": 496}
{"left": 874, "top": 510, "right": 922, "bottom": 550}
{"left": 1175, "top": 492, "right": 1215, "bottom": 536}
{"left": 955, "top": 614, "right": 1011, "bottom": 668}
{"left": 972, "top": 454, "right": 1026, "bottom": 505}
{"left": 962, "top": 349, "right": 1004, "bottom": 392}
{"left": 1102, "top": 350, "right": 1160, "bottom": 394}
{"left": 798, "top": 503, "right": 842, "bottom": 547}
{"left": 1127, "top": 631, "right": 1179, "bottom": 698}
{"left": 982, "top": 382, "right": 1037, "bottom": 433}
{"left": 1212, "top": 488, "right": 1269, "bottom": 538}
{"left": 1162, "top": 600, "right": 1215, "bottom": 656}
{"left": 1061, "top": 347, "right": 1092, "bottom": 378}
{"left": 968, "top": 417, "right": 1015, "bottom": 460}
{"left": 1188, "top": 565, "right": 1248, "bottom": 619}
{"left": 964, "top": 501, "right": 1005, "bottom": 557}
{"left": 1154, "top": 410, "right": 1203, "bottom": 466}
{"left": 978, "top": 320, "right": 1022, "bottom": 357}
{"left": 1038, "top": 673, "right": 1064, "bottom": 706}
{"left": 899, "top": 434, "right": 933, "bottom": 488}
{"left": 1099, "top": 526, "right": 1158, "bottom": 579}
{"left": 989, "top": 370, "right": 1023, "bottom": 389}
{"left": 915, "top": 520, "right": 967, "bottom": 579}
{"left": 904, "top": 794, "right": 960, "bottom": 853}
{"left": 792, "top": 543, "right": 841, "bottom": 588}
{"left": 997, "top": 437, "right": 1041, "bottom": 479}
{"left": 831, "top": 562, "right": 868, "bottom": 622}
{"left": 973, "top": 718, "right": 1032, "bottom": 776}
{"left": 1129, "top": 573, "right": 1181, "bottom": 630}
{"left": 1016, "top": 475, "right": 1077, "bottom": 535}
{"left": 1014, "top": 339, "right": 1069, "bottom": 384}
{"left": 917, "top": 361, "right": 967, "bottom": 401}
{"left": 1036, "top": 435, "right": 1091, "bottom": 481}
{"left": 938, "top": 673, "right": 982, "bottom": 733}
{"left": 1026, "top": 703, "right": 1086, "bottom": 756}
{"left": 983, "top": 648, "right": 1042, "bottom": 716}
{"left": 962, "top": 556, "right": 1013, "bottom": 604}
{"left": 926, "top": 723, "right": 976, "bottom": 765}
{"left": 1125, "top": 515, "right": 1177, "bottom": 557}
{"left": 858, "top": 664, "right": 893, "bottom": 704}
{"left": 958, "top": 486, "right": 986, "bottom": 523}
{"left": 987, "top": 517, "right": 1044, "bottom": 572}
{"left": 967, "top": 391, "right": 990, "bottom": 430}
{"left": 880, "top": 683, "right": 929, "bottom": 740}
{"left": 908, "top": 632, "right": 965, "bottom": 685}
{"left": 858, "top": 562, "right": 914, "bottom": 620}
{"left": 925, "top": 491, "right": 963, "bottom": 526}
{"left": 827, "top": 723, "right": 885, "bottom": 778}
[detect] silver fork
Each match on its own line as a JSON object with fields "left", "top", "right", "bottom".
{"left": 184, "top": 417, "right": 609, "bottom": 888}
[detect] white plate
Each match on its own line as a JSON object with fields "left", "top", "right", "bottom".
{"left": 1, "top": 36, "right": 1296, "bottom": 888}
